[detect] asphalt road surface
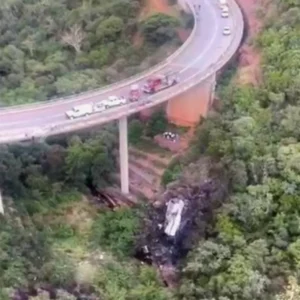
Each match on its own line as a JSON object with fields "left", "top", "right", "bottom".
{"left": 0, "top": 0, "right": 240, "bottom": 140}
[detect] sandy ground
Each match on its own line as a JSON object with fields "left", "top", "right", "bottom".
{"left": 235, "top": 0, "right": 262, "bottom": 85}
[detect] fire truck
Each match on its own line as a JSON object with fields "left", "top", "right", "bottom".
{"left": 129, "top": 84, "right": 141, "bottom": 102}
{"left": 142, "top": 72, "right": 179, "bottom": 94}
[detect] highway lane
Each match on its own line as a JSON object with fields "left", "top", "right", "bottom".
{"left": 0, "top": 0, "right": 234, "bottom": 134}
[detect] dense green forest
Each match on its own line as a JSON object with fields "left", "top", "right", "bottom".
{"left": 0, "top": 0, "right": 182, "bottom": 106}
{"left": 2, "top": 0, "right": 300, "bottom": 299}
{"left": 0, "top": 126, "right": 174, "bottom": 299}
{"left": 174, "top": 0, "right": 300, "bottom": 299}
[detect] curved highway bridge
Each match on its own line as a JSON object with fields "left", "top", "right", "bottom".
{"left": 0, "top": 0, "right": 244, "bottom": 193}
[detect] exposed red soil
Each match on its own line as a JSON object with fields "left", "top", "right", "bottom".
{"left": 133, "top": 0, "right": 190, "bottom": 48}
{"left": 127, "top": 150, "right": 172, "bottom": 200}
{"left": 154, "top": 127, "right": 195, "bottom": 153}
{"left": 235, "top": 0, "right": 263, "bottom": 85}
{"left": 133, "top": 33, "right": 144, "bottom": 48}
{"left": 126, "top": 126, "right": 195, "bottom": 200}
{"left": 129, "top": 146, "right": 171, "bottom": 166}
{"left": 177, "top": 28, "right": 192, "bottom": 43}
{"left": 141, "top": 0, "right": 173, "bottom": 17}
{"left": 133, "top": 0, "right": 172, "bottom": 48}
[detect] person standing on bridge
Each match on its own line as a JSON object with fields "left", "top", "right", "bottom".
{"left": 194, "top": 4, "right": 201, "bottom": 17}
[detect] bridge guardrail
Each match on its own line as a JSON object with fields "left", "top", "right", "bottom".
{"left": 40, "top": 0, "right": 244, "bottom": 133}
{"left": 0, "top": 0, "right": 244, "bottom": 143}
{"left": 0, "top": 1, "right": 197, "bottom": 112}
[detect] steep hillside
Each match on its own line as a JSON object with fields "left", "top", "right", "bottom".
{"left": 0, "top": 0, "right": 184, "bottom": 106}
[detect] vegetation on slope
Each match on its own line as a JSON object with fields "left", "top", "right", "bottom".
{"left": 0, "top": 125, "right": 173, "bottom": 299}
{"left": 0, "top": 201, "right": 172, "bottom": 299}
{"left": 172, "top": 0, "right": 300, "bottom": 299}
{"left": 0, "top": 0, "right": 183, "bottom": 105}
{"left": 0, "top": 128, "right": 117, "bottom": 202}
{"left": 4, "top": 0, "right": 300, "bottom": 298}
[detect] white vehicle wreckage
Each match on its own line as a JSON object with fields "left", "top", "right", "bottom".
{"left": 134, "top": 179, "right": 226, "bottom": 286}
{"left": 164, "top": 198, "right": 185, "bottom": 237}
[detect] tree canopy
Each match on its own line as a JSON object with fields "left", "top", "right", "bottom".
{"left": 0, "top": 0, "right": 181, "bottom": 105}
{"left": 175, "top": 0, "right": 300, "bottom": 298}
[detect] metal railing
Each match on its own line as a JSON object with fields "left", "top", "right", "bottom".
{"left": 0, "top": 0, "right": 244, "bottom": 143}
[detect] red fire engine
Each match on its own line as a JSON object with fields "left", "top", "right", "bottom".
{"left": 142, "top": 72, "right": 179, "bottom": 94}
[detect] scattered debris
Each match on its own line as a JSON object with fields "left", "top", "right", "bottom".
{"left": 91, "top": 188, "right": 137, "bottom": 209}
{"left": 135, "top": 176, "right": 228, "bottom": 286}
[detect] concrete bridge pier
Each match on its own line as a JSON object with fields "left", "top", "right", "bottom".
{"left": 166, "top": 73, "right": 216, "bottom": 127}
{"left": 119, "top": 116, "right": 129, "bottom": 194}
{"left": 0, "top": 190, "right": 4, "bottom": 215}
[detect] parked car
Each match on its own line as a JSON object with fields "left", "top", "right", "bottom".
{"left": 102, "top": 96, "right": 127, "bottom": 108}
{"left": 221, "top": 5, "right": 229, "bottom": 17}
{"left": 223, "top": 26, "right": 231, "bottom": 35}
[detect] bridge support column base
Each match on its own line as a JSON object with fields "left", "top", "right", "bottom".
{"left": 0, "top": 190, "right": 4, "bottom": 215}
{"left": 119, "top": 116, "right": 129, "bottom": 195}
{"left": 166, "top": 74, "right": 216, "bottom": 127}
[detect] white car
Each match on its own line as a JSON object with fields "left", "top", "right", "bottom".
{"left": 219, "top": 0, "right": 227, "bottom": 8}
{"left": 102, "top": 96, "right": 127, "bottom": 108}
{"left": 221, "top": 11, "right": 229, "bottom": 17}
{"left": 223, "top": 27, "right": 231, "bottom": 36}
{"left": 221, "top": 6, "right": 229, "bottom": 17}
{"left": 65, "top": 104, "right": 93, "bottom": 119}
{"left": 93, "top": 102, "right": 106, "bottom": 113}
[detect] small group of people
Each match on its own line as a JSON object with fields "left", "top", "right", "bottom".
{"left": 194, "top": 4, "right": 201, "bottom": 16}
{"left": 163, "top": 131, "right": 178, "bottom": 142}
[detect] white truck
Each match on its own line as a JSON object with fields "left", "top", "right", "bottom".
{"left": 65, "top": 104, "right": 93, "bottom": 119}
{"left": 65, "top": 95, "right": 127, "bottom": 120}
{"left": 65, "top": 102, "right": 107, "bottom": 119}
{"left": 101, "top": 95, "right": 126, "bottom": 108}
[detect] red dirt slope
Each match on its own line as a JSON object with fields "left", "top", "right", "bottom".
{"left": 235, "top": 0, "right": 262, "bottom": 85}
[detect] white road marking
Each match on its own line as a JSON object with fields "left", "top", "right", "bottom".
{"left": 0, "top": 0, "right": 221, "bottom": 117}
{"left": 179, "top": 0, "right": 219, "bottom": 73}
{"left": 0, "top": 0, "right": 241, "bottom": 139}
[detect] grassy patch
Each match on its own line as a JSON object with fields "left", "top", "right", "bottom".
{"left": 31, "top": 196, "right": 99, "bottom": 263}
{"left": 151, "top": 159, "right": 169, "bottom": 169}
{"left": 52, "top": 234, "right": 89, "bottom": 262}
{"left": 19, "top": 190, "right": 82, "bottom": 216}
{"left": 134, "top": 138, "right": 171, "bottom": 157}
{"left": 161, "top": 156, "right": 182, "bottom": 186}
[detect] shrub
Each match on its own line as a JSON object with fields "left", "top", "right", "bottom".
{"left": 145, "top": 110, "right": 168, "bottom": 137}
{"left": 90, "top": 207, "right": 141, "bottom": 257}
{"left": 141, "top": 13, "right": 180, "bottom": 46}
{"left": 129, "top": 119, "right": 144, "bottom": 144}
{"left": 161, "top": 158, "right": 182, "bottom": 186}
